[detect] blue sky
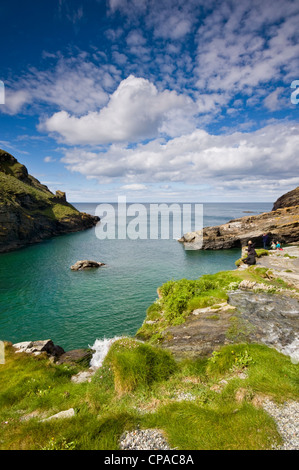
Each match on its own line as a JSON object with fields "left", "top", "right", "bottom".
{"left": 0, "top": 0, "right": 298, "bottom": 202}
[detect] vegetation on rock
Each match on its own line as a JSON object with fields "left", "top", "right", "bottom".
{"left": 0, "top": 149, "right": 99, "bottom": 253}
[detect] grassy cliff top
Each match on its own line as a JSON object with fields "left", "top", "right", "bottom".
{"left": 0, "top": 149, "right": 79, "bottom": 220}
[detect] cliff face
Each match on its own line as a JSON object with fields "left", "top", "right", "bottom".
{"left": 0, "top": 150, "right": 99, "bottom": 253}
{"left": 272, "top": 186, "right": 299, "bottom": 211}
{"left": 179, "top": 187, "right": 299, "bottom": 250}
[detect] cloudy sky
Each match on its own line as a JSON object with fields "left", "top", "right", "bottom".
{"left": 0, "top": 0, "right": 298, "bottom": 202}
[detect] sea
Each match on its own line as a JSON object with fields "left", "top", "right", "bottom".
{"left": 0, "top": 202, "right": 272, "bottom": 351}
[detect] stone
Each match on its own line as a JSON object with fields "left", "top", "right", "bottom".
{"left": 71, "top": 370, "right": 95, "bottom": 383}
{"left": 56, "top": 348, "right": 93, "bottom": 367}
{"left": 13, "top": 341, "right": 33, "bottom": 352}
{"left": 13, "top": 339, "right": 65, "bottom": 358}
{"left": 41, "top": 408, "right": 75, "bottom": 422}
{"left": 70, "top": 260, "right": 105, "bottom": 270}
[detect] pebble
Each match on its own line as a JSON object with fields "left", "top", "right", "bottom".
{"left": 119, "top": 428, "right": 173, "bottom": 450}
{"left": 262, "top": 399, "right": 299, "bottom": 450}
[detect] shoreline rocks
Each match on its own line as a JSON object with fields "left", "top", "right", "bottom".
{"left": 179, "top": 186, "right": 299, "bottom": 250}
{"left": 13, "top": 339, "right": 65, "bottom": 359}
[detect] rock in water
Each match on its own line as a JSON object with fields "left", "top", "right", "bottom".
{"left": 70, "top": 260, "right": 105, "bottom": 270}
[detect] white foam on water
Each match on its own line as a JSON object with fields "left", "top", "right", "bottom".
{"left": 89, "top": 336, "right": 122, "bottom": 369}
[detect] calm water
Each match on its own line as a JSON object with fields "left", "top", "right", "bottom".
{"left": 0, "top": 202, "right": 271, "bottom": 351}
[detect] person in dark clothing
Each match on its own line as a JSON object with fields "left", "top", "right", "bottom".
{"left": 262, "top": 233, "right": 269, "bottom": 249}
{"left": 242, "top": 240, "right": 257, "bottom": 265}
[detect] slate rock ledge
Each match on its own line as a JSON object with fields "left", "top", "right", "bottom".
{"left": 178, "top": 186, "right": 299, "bottom": 249}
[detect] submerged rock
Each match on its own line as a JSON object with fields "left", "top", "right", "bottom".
{"left": 70, "top": 260, "right": 105, "bottom": 270}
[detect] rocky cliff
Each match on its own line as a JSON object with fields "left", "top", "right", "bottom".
{"left": 272, "top": 186, "right": 299, "bottom": 211}
{"left": 0, "top": 150, "right": 100, "bottom": 253}
{"left": 179, "top": 187, "right": 299, "bottom": 250}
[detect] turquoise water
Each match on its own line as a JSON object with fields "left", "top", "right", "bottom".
{"left": 0, "top": 202, "right": 272, "bottom": 351}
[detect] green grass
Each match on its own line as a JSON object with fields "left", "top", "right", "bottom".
{"left": 137, "top": 263, "right": 296, "bottom": 343}
{"left": 103, "top": 338, "right": 178, "bottom": 395}
{"left": 137, "top": 271, "right": 240, "bottom": 342}
{"left": 143, "top": 401, "right": 279, "bottom": 450}
{"left": 1, "top": 340, "right": 297, "bottom": 450}
{"left": 0, "top": 163, "right": 79, "bottom": 223}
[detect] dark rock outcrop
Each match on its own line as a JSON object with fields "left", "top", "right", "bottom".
{"left": 0, "top": 149, "right": 100, "bottom": 253}
{"left": 55, "top": 348, "right": 93, "bottom": 367}
{"left": 179, "top": 187, "right": 299, "bottom": 250}
{"left": 272, "top": 186, "right": 299, "bottom": 211}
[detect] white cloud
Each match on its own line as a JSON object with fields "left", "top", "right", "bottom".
{"left": 263, "top": 87, "right": 286, "bottom": 111}
{"left": 120, "top": 183, "right": 148, "bottom": 190}
{"left": 194, "top": 0, "right": 299, "bottom": 97}
{"left": 44, "top": 156, "right": 56, "bottom": 163}
{"left": 3, "top": 89, "right": 30, "bottom": 115}
{"left": 1, "top": 53, "right": 118, "bottom": 116}
{"left": 60, "top": 122, "right": 299, "bottom": 199}
{"left": 40, "top": 75, "right": 197, "bottom": 145}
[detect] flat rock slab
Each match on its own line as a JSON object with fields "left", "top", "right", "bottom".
{"left": 161, "top": 305, "right": 236, "bottom": 359}
{"left": 71, "top": 369, "right": 95, "bottom": 383}
{"left": 228, "top": 291, "right": 299, "bottom": 363}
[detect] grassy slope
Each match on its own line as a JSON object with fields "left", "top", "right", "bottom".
{"left": 0, "top": 339, "right": 298, "bottom": 450}
{"left": 0, "top": 149, "right": 79, "bottom": 221}
{"left": 0, "top": 256, "right": 298, "bottom": 450}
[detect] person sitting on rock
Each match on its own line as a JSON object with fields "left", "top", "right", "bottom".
{"left": 242, "top": 241, "right": 257, "bottom": 265}
{"left": 271, "top": 240, "right": 276, "bottom": 250}
{"left": 276, "top": 241, "right": 283, "bottom": 250}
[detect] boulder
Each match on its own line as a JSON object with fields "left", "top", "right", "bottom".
{"left": 13, "top": 339, "right": 65, "bottom": 358}
{"left": 70, "top": 260, "right": 105, "bottom": 270}
{"left": 56, "top": 348, "right": 93, "bottom": 367}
